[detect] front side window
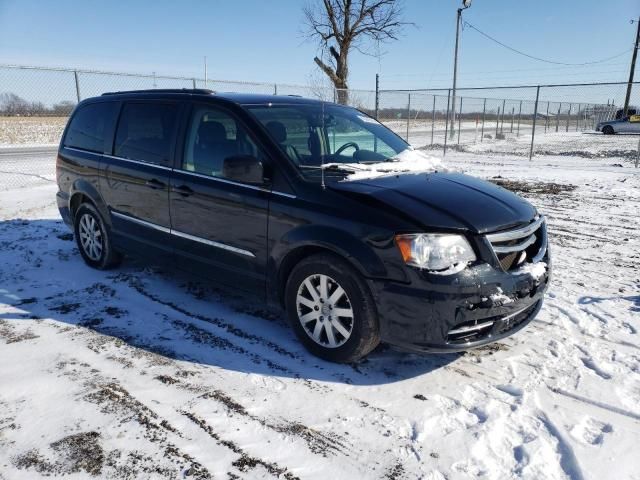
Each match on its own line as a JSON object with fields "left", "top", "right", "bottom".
{"left": 182, "top": 105, "right": 262, "bottom": 180}
{"left": 65, "top": 102, "right": 117, "bottom": 153}
{"left": 114, "top": 102, "right": 179, "bottom": 165}
{"left": 247, "top": 103, "right": 409, "bottom": 180}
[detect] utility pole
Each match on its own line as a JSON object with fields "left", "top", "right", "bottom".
{"left": 624, "top": 18, "right": 640, "bottom": 115}
{"left": 450, "top": 0, "right": 472, "bottom": 139}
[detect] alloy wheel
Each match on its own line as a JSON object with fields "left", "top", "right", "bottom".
{"left": 78, "top": 213, "right": 103, "bottom": 261}
{"left": 296, "top": 274, "right": 354, "bottom": 348}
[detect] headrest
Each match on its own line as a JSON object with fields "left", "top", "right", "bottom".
{"left": 198, "top": 121, "right": 227, "bottom": 144}
{"left": 265, "top": 121, "right": 287, "bottom": 144}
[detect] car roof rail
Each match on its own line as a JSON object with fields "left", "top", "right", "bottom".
{"left": 101, "top": 88, "right": 214, "bottom": 96}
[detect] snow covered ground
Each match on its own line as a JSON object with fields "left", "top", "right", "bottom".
{"left": 0, "top": 149, "right": 639, "bottom": 479}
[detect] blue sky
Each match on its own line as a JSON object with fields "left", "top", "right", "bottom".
{"left": 0, "top": 0, "right": 638, "bottom": 91}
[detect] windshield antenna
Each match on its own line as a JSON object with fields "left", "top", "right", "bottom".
{"left": 320, "top": 101, "right": 326, "bottom": 190}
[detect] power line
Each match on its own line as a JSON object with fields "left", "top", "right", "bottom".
{"left": 463, "top": 21, "right": 633, "bottom": 66}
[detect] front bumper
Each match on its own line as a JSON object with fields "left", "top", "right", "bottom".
{"left": 368, "top": 255, "right": 551, "bottom": 353}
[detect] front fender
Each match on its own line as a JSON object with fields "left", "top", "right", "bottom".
{"left": 267, "top": 224, "right": 408, "bottom": 304}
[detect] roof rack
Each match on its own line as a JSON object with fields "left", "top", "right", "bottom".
{"left": 101, "top": 88, "right": 214, "bottom": 96}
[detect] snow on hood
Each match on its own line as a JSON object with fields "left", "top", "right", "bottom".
{"left": 325, "top": 149, "right": 446, "bottom": 182}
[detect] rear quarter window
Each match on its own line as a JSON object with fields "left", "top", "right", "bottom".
{"left": 64, "top": 102, "right": 118, "bottom": 153}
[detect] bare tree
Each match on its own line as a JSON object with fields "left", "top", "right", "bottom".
{"left": 304, "top": 0, "right": 410, "bottom": 104}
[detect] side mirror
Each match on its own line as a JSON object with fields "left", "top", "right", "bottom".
{"left": 222, "top": 155, "right": 264, "bottom": 184}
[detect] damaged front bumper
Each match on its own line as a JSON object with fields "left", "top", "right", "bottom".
{"left": 369, "top": 254, "right": 551, "bottom": 353}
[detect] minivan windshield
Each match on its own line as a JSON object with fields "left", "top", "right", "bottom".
{"left": 247, "top": 103, "right": 417, "bottom": 181}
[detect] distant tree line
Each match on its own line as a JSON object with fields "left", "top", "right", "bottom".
{"left": 0, "top": 93, "right": 75, "bottom": 116}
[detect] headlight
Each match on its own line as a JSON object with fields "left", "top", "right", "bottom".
{"left": 395, "top": 233, "right": 476, "bottom": 274}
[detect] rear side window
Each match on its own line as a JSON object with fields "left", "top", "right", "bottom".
{"left": 114, "top": 102, "right": 179, "bottom": 166}
{"left": 65, "top": 102, "right": 117, "bottom": 153}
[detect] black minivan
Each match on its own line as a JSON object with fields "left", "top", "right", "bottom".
{"left": 56, "top": 89, "right": 550, "bottom": 362}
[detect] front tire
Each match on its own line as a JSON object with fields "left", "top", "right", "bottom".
{"left": 602, "top": 125, "right": 615, "bottom": 135}
{"left": 285, "top": 253, "right": 380, "bottom": 363}
{"left": 74, "top": 203, "right": 121, "bottom": 270}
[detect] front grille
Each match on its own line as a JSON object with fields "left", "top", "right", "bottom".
{"left": 486, "top": 216, "right": 547, "bottom": 271}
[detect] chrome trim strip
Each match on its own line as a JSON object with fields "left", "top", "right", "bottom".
{"left": 110, "top": 211, "right": 255, "bottom": 258}
{"left": 531, "top": 222, "right": 548, "bottom": 263}
{"left": 448, "top": 320, "right": 495, "bottom": 335}
{"left": 174, "top": 169, "right": 297, "bottom": 199}
{"left": 486, "top": 216, "right": 545, "bottom": 243}
{"left": 174, "top": 169, "right": 266, "bottom": 192}
{"left": 170, "top": 229, "right": 255, "bottom": 257}
{"left": 111, "top": 211, "right": 171, "bottom": 233}
{"left": 492, "top": 234, "right": 537, "bottom": 253}
{"left": 103, "top": 154, "right": 173, "bottom": 171}
{"left": 449, "top": 304, "right": 532, "bottom": 336}
{"left": 64, "top": 146, "right": 102, "bottom": 156}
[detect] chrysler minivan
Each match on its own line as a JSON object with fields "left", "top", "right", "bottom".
{"left": 56, "top": 89, "right": 550, "bottom": 362}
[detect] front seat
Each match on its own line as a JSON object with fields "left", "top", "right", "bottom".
{"left": 265, "top": 121, "right": 301, "bottom": 163}
{"left": 193, "top": 121, "right": 236, "bottom": 175}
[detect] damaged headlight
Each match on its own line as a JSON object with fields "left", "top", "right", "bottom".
{"left": 394, "top": 234, "right": 476, "bottom": 274}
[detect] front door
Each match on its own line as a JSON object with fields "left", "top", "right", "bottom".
{"left": 101, "top": 100, "right": 181, "bottom": 258}
{"left": 169, "top": 103, "right": 270, "bottom": 295}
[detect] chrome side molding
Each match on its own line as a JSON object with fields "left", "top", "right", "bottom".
{"left": 110, "top": 210, "right": 255, "bottom": 258}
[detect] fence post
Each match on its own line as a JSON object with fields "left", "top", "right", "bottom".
{"left": 510, "top": 107, "right": 515, "bottom": 133}
{"left": 430, "top": 95, "right": 436, "bottom": 145}
{"left": 457, "top": 97, "right": 462, "bottom": 145}
{"left": 495, "top": 106, "right": 500, "bottom": 137}
{"left": 481, "top": 98, "right": 486, "bottom": 142}
{"left": 576, "top": 103, "right": 581, "bottom": 131}
{"left": 444, "top": 89, "right": 451, "bottom": 156}
{"left": 517, "top": 100, "right": 522, "bottom": 137}
{"left": 73, "top": 71, "right": 81, "bottom": 102}
{"left": 529, "top": 85, "right": 540, "bottom": 160}
{"left": 192, "top": 78, "right": 196, "bottom": 89}
{"left": 273, "top": 83, "right": 278, "bottom": 95}
{"left": 374, "top": 73, "right": 380, "bottom": 119}
{"left": 406, "top": 93, "right": 411, "bottom": 142}
{"left": 556, "top": 103, "right": 561, "bottom": 132}
{"left": 500, "top": 99, "right": 506, "bottom": 133}
{"left": 565, "top": 104, "right": 571, "bottom": 132}
{"left": 545, "top": 101, "right": 550, "bottom": 132}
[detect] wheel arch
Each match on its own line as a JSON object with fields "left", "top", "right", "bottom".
{"left": 69, "top": 180, "right": 110, "bottom": 225}
{"left": 269, "top": 225, "right": 388, "bottom": 306}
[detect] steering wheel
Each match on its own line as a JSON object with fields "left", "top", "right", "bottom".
{"left": 335, "top": 142, "right": 360, "bottom": 156}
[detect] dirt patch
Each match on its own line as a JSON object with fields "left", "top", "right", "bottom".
{"left": 489, "top": 177, "right": 577, "bottom": 195}
{"left": 182, "top": 411, "right": 300, "bottom": 480}
{"left": 83, "top": 382, "right": 210, "bottom": 479}
{"left": 14, "top": 431, "right": 104, "bottom": 476}
{"left": 50, "top": 431, "right": 104, "bottom": 475}
{"left": 0, "top": 320, "right": 39, "bottom": 344}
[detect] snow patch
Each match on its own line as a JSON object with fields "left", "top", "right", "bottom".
{"left": 514, "top": 261, "right": 548, "bottom": 282}
{"left": 329, "top": 148, "right": 446, "bottom": 182}
{"left": 489, "top": 287, "right": 514, "bottom": 305}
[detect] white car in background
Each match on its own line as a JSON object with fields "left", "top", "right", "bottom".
{"left": 596, "top": 114, "right": 640, "bottom": 134}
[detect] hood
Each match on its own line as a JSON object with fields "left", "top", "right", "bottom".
{"left": 329, "top": 171, "right": 537, "bottom": 234}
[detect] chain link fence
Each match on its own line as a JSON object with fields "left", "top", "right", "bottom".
{"left": 378, "top": 83, "right": 640, "bottom": 165}
{"left": 1, "top": 64, "right": 639, "bottom": 167}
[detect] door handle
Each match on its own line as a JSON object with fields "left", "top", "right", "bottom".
{"left": 145, "top": 179, "right": 166, "bottom": 190}
{"left": 173, "top": 185, "right": 194, "bottom": 197}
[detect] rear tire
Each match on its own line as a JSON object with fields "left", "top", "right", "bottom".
{"left": 602, "top": 125, "right": 615, "bottom": 135}
{"left": 74, "top": 203, "right": 121, "bottom": 270}
{"left": 285, "top": 253, "right": 380, "bottom": 363}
